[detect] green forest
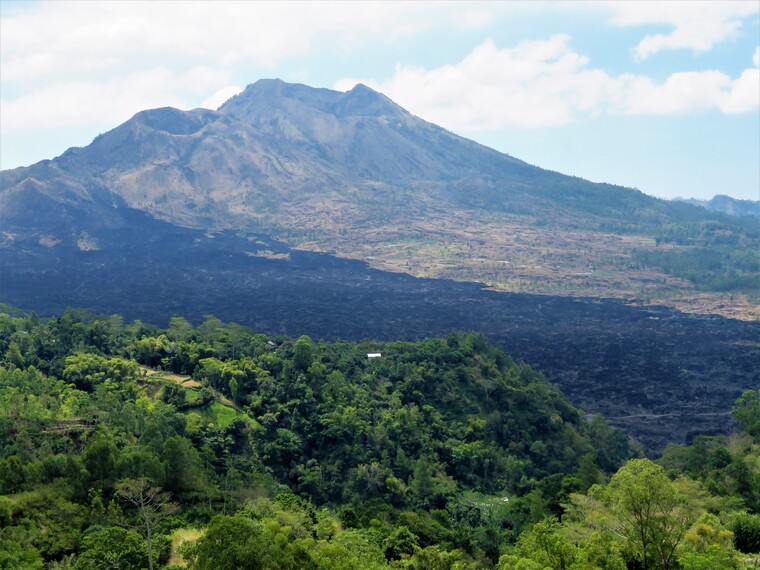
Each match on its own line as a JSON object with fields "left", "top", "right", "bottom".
{"left": 0, "top": 309, "right": 758, "bottom": 569}
{"left": 637, "top": 220, "right": 760, "bottom": 294}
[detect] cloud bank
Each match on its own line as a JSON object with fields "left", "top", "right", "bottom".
{"left": 0, "top": 1, "right": 439, "bottom": 134}
{"left": 602, "top": 0, "right": 758, "bottom": 60}
{"left": 1, "top": 1, "right": 757, "bottom": 138}
{"left": 336, "top": 36, "right": 759, "bottom": 132}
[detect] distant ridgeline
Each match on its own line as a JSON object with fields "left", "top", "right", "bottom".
{"left": 674, "top": 195, "right": 760, "bottom": 220}
{"left": 1, "top": 309, "right": 759, "bottom": 569}
{"left": 638, "top": 219, "right": 760, "bottom": 293}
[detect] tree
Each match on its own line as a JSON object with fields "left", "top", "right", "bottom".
{"left": 292, "top": 335, "right": 314, "bottom": 372}
{"left": 116, "top": 447, "right": 166, "bottom": 486}
{"left": 384, "top": 526, "right": 419, "bottom": 560}
{"left": 198, "top": 315, "right": 224, "bottom": 347}
{"left": 733, "top": 389, "right": 760, "bottom": 438}
{"left": 0, "top": 456, "right": 26, "bottom": 493}
{"left": 677, "top": 513, "right": 740, "bottom": 570}
{"left": 83, "top": 435, "right": 118, "bottom": 491}
{"left": 0, "top": 527, "right": 43, "bottom": 570}
{"left": 162, "top": 436, "right": 205, "bottom": 493}
{"left": 74, "top": 526, "right": 147, "bottom": 570}
{"left": 116, "top": 478, "right": 178, "bottom": 570}
{"left": 731, "top": 513, "right": 760, "bottom": 554}
{"left": 161, "top": 383, "right": 187, "bottom": 408}
{"left": 229, "top": 376, "right": 239, "bottom": 404}
{"left": 410, "top": 459, "right": 436, "bottom": 507}
{"left": 62, "top": 353, "right": 137, "bottom": 390}
{"left": 515, "top": 516, "right": 576, "bottom": 570}
{"left": 574, "top": 531, "right": 626, "bottom": 570}
{"left": 355, "top": 462, "right": 388, "bottom": 499}
{"left": 577, "top": 453, "right": 603, "bottom": 492}
{"left": 605, "top": 459, "right": 692, "bottom": 570}
{"left": 225, "top": 323, "right": 249, "bottom": 359}
{"left": 194, "top": 514, "right": 312, "bottom": 569}
{"left": 167, "top": 316, "right": 193, "bottom": 342}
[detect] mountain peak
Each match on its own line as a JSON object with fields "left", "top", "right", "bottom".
{"left": 332, "top": 83, "right": 406, "bottom": 118}
{"left": 216, "top": 78, "right": 407, "bottom": 121}
{"left": 218, "top": 79, "right": 339, "bottom": 117}
{"left": 346, "top": 83, "right": 377, "bottom": 97}
{"left": 132, "top": 106, "right": 213, "bottom": 135}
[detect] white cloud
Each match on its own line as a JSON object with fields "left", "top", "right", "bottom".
{"left": 721, "top": 67, "right": 760, "bottom": 114}
{"left": 599, "top": 0, "right": 759, "bottom": 60}
{"left": 338, "top": 36, "right": 620, "bottom": 129}
{"left": 201, "top": 85, "right": 244, "bottom": 110}
{"left": 453, "top": 9, "right": 494, "bottom": 29}
{"left": 623, "top": 71, "right": 733, "bottom": 114}
{"left": 626, "top": 47, "right": 760, "bottom": 115}
{"left": 0, "top": 1, "right": 441, "bottom": 84}
{"left": 0, "top": 1, "right": 451, "bottom": 137}
{"left": 336, "top": 39, "right": 759, "bottom": 132}
{"left": 0, "top": 67, "right": 233, "bottom": 135}
{"left": 1, "top": 1, "right": 757, "bottom": 158}
{"left": 1, "top": 53, "right": 120, "bottom": 84}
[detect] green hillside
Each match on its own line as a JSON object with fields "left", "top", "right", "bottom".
{"left": 0, "top": 310, "right": 757, "bottom": 569}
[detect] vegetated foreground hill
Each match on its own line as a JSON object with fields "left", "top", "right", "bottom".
{"left": 0, "top": 310, "right": 633, "bottom": 567}
{"left": 1, "top": 309, "right": 759, "bottom": 569}
{"left": 1, "top": 79, "right": 757, "bottom": 317}
{"left": 2, "top": 210, "right": 757, "bottom": 454}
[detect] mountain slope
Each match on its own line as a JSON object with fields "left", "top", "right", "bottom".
{"left": 1, "top": 79, "right": 758, "bottom": 451}
{"left": 1, "top": 79, "right": 757, "bottom": 314}
{"left": 1, "top": 218, "right": 758, "bottom": 453}
{"left": 1, "top": 78, "right": 732, "bottom": 233}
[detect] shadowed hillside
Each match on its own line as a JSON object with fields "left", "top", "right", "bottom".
{"left": 2, "top": 211, "right": 757, "bottom": 454}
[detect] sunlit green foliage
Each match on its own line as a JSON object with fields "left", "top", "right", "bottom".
{"left": 636, "top": 220, "right": 760, "bottom": 293}
{"left": 0, "top": 308, "right": 756, "bottom": 568}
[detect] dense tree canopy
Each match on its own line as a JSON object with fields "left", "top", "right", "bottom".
{"left": 0, "top": 309, "right": 756, "bottom": 568}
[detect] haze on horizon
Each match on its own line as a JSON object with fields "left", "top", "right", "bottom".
{"left": 1, "top": 0, "right": 758, "bottom": 201}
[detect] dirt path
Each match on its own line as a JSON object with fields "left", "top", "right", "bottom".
{"left": 139, "top": 366, "right": 202, "bottom": 388}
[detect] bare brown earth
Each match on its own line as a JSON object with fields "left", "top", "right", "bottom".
{"left": 140, "top": 366, "right": 192, "bottom": 384}
{"left": 276, "top": 210, "right": 759, "bottom": 321}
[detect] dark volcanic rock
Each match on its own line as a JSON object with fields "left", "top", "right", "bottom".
{"left": 2, "top": 210, "right": 756, "bottom": 454}
{"left": 1, "top": 79, "right": 757, "bottom": 454}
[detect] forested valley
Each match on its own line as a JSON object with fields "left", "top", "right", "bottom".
{"left": 0, "top": 308, "right": 758, "bottom": 569}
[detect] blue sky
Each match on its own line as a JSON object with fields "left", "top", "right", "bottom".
{"left": 1, "top": 1, "right": 758, "bottom": 200}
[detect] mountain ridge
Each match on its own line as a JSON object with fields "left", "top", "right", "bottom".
{"left": 1, "top": 79, "right": 757, "bottom": 317}
{"left": 674, "top": 194, "right": 760, "bottom": 219}
{"left": 1, "top": 80, "right": 716, "bottom": 228}
{"left": 0, "top": 79, "right": 689, "bottom": 230}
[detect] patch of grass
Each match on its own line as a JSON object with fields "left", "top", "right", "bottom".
{"left": 190, "top": 401, "right": 243, "bottom": 429}
{"left": 184, "top": 388, "right": 201, "bottom": 404}
{"left": 168, "top": 527, "right": 204, "bottom": 567}
{"left": 245, "top": 249, "right": 291, "bottom": 260}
